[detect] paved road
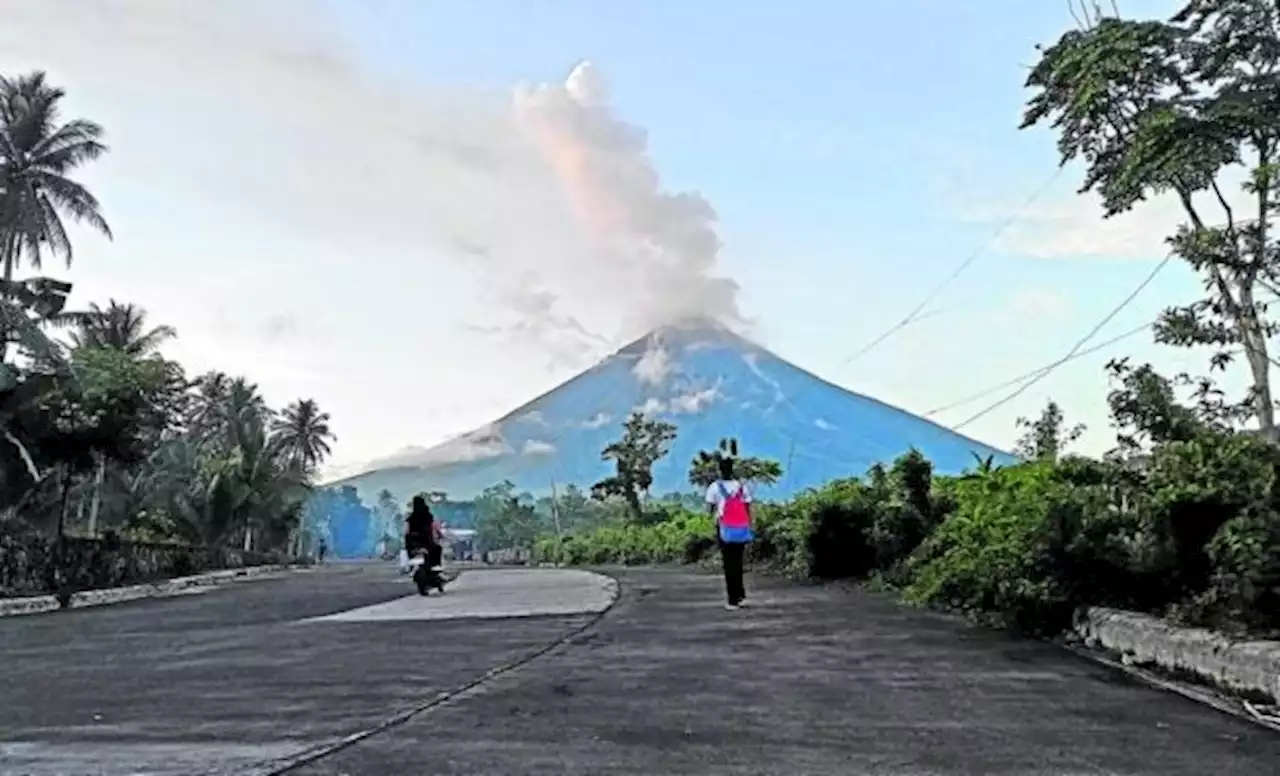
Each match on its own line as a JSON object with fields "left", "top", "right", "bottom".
{"left": 0, "top": 563, "right": 605, "bottom": 776}
{"left": 3, "top": 565, "right": 1279, "bottom": 775}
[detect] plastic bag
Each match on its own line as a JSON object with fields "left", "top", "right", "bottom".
{"left": 397, "top": 548, "right": 410, "bottom": 574}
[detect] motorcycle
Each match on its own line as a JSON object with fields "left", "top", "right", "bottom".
{"left": 407, "top": 547, "right": 446, "bottom": 596}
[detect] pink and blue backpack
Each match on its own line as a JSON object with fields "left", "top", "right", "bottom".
{"left": 717, "top": 482, "right": 754, "bottom": 543}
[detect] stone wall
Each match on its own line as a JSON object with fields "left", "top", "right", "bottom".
{"left": 1074, "top": 607, "right": 1280, "bottom": 703}
{"left": 0, "top": 527, "right": 286, "bottom": 599}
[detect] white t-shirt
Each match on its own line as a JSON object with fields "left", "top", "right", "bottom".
{"left": 705, "top": 479, "right": 751, "bottom": 519}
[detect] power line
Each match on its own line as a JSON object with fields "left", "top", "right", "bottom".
{"left": 951, "top": 254, "right": 1174, "bottom": 431}
{"left": 924, "top": 320, "right": 1155, "bottom": 417}
{"left": 833, "top": 167, "right": 1064, "bottom": 371}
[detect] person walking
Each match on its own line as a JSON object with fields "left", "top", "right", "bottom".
{"left": 705, "top": 456, "right": 753, "bottom": 610}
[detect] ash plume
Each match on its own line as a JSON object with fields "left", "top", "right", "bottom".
{"left": 0, "top": 0, "right": 745, "bottom": 364}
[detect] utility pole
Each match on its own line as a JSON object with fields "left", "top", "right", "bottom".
{"left": 549, "top": 477, "right": 563, "bottom": 539}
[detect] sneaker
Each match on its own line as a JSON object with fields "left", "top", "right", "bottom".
{"left": 737, "top": 598, "right": 750, "bottom": 608}
{"left": 724, "top": 603, "right": 740, "bottom": 611}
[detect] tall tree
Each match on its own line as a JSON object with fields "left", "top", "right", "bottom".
{"left": 591, "top": 411, "right": 677, "bottom": 521}
{"left": 0, "top": 72, "right": 111, "bottom": 363}
{"left": 69, "top": 300, "right": 176, "bottom": 357}
{"left": 474, "top": 480, "right": 543, "bottom": 551}
{"left": 1023, "top": 2, "right": 1280, "bottom": 438}
{"left": 1013, "top": 400, "right": 1086, "bottom": 461}
{"left": 271, "top": 398, "right": 335, "bottom": 476}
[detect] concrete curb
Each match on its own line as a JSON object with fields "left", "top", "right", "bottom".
{"left": 0, "top": 563, "right": 305, "bottom": 618}
{"left": 1070, "top": 606, "right": 1280, "bottom": 732}
{"left": 1063, "top": 640, "right": 1280, "bottom": 734}
{"left": 1073, "top": 607, "right": 1280, "bottom": 702}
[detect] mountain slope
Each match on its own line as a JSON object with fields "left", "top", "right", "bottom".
{"left": 331, "top": 320, "right": 1017, "bottom": 503}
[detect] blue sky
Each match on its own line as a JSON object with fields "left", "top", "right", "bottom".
{"left": 2, "top": 0, "right": 1226, "bottom": 474}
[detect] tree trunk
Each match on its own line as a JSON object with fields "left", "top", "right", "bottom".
{"left": 243, "top": 526, "right": 253, "bottom": 552}
{"left": 0, "top": 234, "right": 15, "bottom": 366}
{"left": 1, "top": 428, "right": 40, "bottom": 483}
{"left": 87, "top": 455, "right": 105, "bottom": 536}
{"left": 1236, "top": 281, "right": 1276, "bottom": 440}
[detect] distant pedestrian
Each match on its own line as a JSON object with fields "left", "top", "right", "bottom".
{"left": 705, "top": 456, "right": 753, "bottom": 610}
{"left": 317, "top": 539, "right": 328, "bottom": 565}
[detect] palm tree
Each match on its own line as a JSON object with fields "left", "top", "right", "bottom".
{"left": 271, "top": 398, "right": 335, "bottom": 476}
{"left": 0, "top": 73, "right": 110, "bottom": 365}
{"left": 0, "top": 72, "right": 111, "bottom": 281}
{"left": 69, "top": 300, "right": 176, "bottom": 357}
{"left": 187, "top": 373, "right": 268, "bottom": 446}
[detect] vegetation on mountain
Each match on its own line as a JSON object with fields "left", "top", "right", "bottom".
{"left": 0, "top": 71, "right": 336, "bottom": 597}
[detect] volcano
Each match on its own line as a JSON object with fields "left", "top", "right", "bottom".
{"left": 329, "top": 320, "right": 1016, "bottom": 504}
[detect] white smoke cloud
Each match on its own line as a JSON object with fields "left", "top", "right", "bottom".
{"left": 669, "top": 385, "right": 720, "bottom": 414}
{"left": 633, "top": 342, "right": 674, "bottom": 386}
{"left": 514, "top": 61, "right": 745, "bottom": 340}
{"left": 0, "top": 0, "right": 743, "bottom": 368}
{"left": 365, "top": 426, "right": 513, "bottom": 470}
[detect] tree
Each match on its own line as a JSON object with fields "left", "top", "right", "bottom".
{"left": 474, "top": 480, "right": 543, "bottom": 551}
{"left": 591, "top": 411, "right": 677, "bottom": 521}
{"left": 1104, "top": 357, "right": 1211, "bottom": 452}
{"left": 687, "top": 436, "right": 783, "bottom": 489}
{"left": 271, "top": 398, "right": 335, "bottom": 476}
{"left": 1022, "top": 3, "right": 1280, "bottom": 439}
{"left": 0, "top": 72, "right": 111, "bottom": 364}
{"left": 69, "top": 300, "right": 176, "bottom": 357}
{"left": 1013, "top": 400, "right": 1086, "bottom": 461}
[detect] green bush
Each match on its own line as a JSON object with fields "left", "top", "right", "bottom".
{"left": 533, "top": 509, "right": 714, "bottom": 566}
{"left": 903, "top": 462, "right": 1117, "bottom": 635}
{"left": 539, "top": 433, "right": 1280, "bottom": 638}
{"left": 865, "top": 451, "right": 950, "bottom": 582}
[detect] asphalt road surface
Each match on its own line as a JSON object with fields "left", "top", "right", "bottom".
{"left": 2, "top": 564, "right": 1278, "bottom": 776}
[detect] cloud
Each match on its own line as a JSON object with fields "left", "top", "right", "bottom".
{"left": 354, "top": 425, "right": 513, "bottom": 471}
{"left": 814, "top": 418, "right": 836, "bottom": 430}
{"left": 0, "top": 1, "right": 742, "bottom": 370}
{"left": 517, "top": 411, "right": 550, "bottom": 427}
{"left": 638, "top": 397, "right": 666, "bottom": 415}
{"left": 669, "top": 385, "right": 719, "bottom": 414}
{"left": 633, "top": 341, "right": 673, "bottom": 386}
{"left": 521, "top": 439, "right": 557, "bottom": 455}
{"left": 972, "top": 177, "right": 1252, "bottom": 261}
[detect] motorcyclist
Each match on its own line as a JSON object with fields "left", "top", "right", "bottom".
{"left": 404, "top": 495, "right": 435, "bottom": 556}
{"left": 404, "top": 495, "right": 445, "bottom": 592}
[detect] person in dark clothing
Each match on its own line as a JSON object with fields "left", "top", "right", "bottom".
{"left": 404, "top": 495, "right": 438, "bottom": 558}
{"left": 705, "top": 456, "right": 754, "bottom": 610}
{"left": 405, "top": 495, "right": 446, "bottom": 593}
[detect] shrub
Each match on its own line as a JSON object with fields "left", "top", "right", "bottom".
{"left": 866, "top": 451, "right": 950, "bottom": 582}
{"left": 903, "top": 462, "right": 1115, "bottom": 635}
{"left": 533, "top": 510, "right": 714, "bottom": 567}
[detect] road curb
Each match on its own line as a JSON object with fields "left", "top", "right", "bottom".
{"left": 0, "top": 563, "right": 306, "bottom": 618}
{"left": 1063, "top": 641, "right": 1280, "bottom": 734}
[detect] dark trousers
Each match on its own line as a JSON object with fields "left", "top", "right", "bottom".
{"left": 719, "top": 540, "right": 746, "bottom": 605}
